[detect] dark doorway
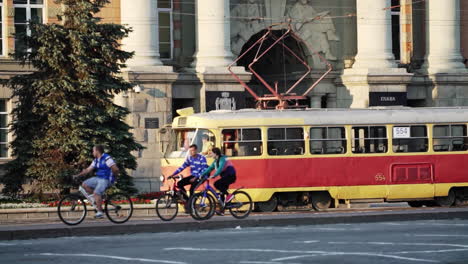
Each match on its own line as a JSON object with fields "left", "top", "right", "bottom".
{"left": 237, "top": 29, "right": 309, "bottom": 98}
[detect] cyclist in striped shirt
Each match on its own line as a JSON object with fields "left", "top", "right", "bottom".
{"left": 169, "top": 144, "right": 208, "bottom": 201}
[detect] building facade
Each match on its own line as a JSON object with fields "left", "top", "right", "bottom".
{"left": 0, "top": 0, "right": 467, "bottom": 191}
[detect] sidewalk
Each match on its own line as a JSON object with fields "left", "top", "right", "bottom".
{"left": 1, "top": 207, "right": 468, "bottom": 241}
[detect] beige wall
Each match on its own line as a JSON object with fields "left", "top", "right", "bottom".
{"left": 461, "top": 0, "right": 468, "bottom": 66}
{"left": 99, "top": 0, "right": 121, "bottom": 24}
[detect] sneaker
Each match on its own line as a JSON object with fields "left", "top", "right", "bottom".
{"left": 94, "top": 211, "right": 104, "bottom": 219}
{"left": 225, "top": 194, "right": 234, "bottom": 203}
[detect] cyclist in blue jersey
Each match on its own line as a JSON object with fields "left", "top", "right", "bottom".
{"left": 74, "top": 145, "right": 119, "bottom": 219}
{"left": 169, "top": 144, "right": 208, "bottom": 201}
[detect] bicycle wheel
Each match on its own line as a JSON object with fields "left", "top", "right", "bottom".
{"left": 156, "top": 194, "right": 179, "bottom": 221}
{"left": 105, "top": 192, "right": 133, "bottom": 224}
{"left": 189, "top": 192, "right": 215, "bottom": 220}
{"left": 58, "top": 194, "right": 87, "bottom": 226}
{"left": 228, "top": 190, "right": 253, "bottom": 219}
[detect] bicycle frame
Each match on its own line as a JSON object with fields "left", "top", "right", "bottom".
{"left": 202, "top": 180, "right": 222, "bottom": 204}
{"left": 198, "top": 178, "right": 242, "bottom": 207}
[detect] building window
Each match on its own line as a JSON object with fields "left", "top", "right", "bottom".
{"left": 267, "top": 127, "right": 304, "bottom": 156}
{"left": 222, "top": 128, "right": 262, "bottom": 156}
{"left": 158, "top": 0, "right": 172, "bottom": 59}
{"left": 310, "top": 127, "right": 346, "bottom": 154}
{"left": 352, "top": 126, "right": 388, "bottom": 154}
{"left": 392, "top": 125, "right": 428, "bottom": 153}
{"left": 0, "top": 99, "right": 8, "bottom": 158}
{"left": 391, "top": 0, "right": 400, "bottom": 61}
{"left": 14, "top": 0, "right": 44, "bottom": 52}
{"left": 433, "top": 125, "right": 468, "bottom": 152}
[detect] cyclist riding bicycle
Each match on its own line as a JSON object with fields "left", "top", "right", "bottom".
{"left": 201, "top": 147, "right": 237, "bottom": 213}
{"left": 74, "top": 145, "right": 119, "bottom": 219}
{"left": 169, "top": 144, "right": 208, "bottom": 202}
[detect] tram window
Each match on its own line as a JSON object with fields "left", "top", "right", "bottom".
{"left": 310, "top": 127, "right": 347, "bottom": 154}
{"left": 222, "top": 128, "right": 262, "bottom": 157}
{"left": 267, "top": 127, "right": 305, "bottom": 156}
{"left": 351, "top": 126, "right": 388, "bottom": 154}
{"left": 433, "top": 124, "right": 468, "bottom": 152}
{"left": 392, "top": 125, "right": 428, "bottom": 153}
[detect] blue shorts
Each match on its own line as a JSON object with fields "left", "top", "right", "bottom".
{"left": 83, "top": 177, "right": 110, "bottom": 195}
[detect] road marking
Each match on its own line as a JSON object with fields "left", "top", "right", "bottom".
{"left": 164, "top": 247, "right": 326, "bottom": 254}
{"left": 327, "top": 241, "right": 468, "bottom": 254}
{"left": 328, "top": 241, "right": 468, "bottom": 248}
{"left": 240, "top": 261, "right": 300, "bottom": 264}
{"left": 412, "top": 234, "right": 468, "bottom": 238}
{"left": 0, "top": 243, "right": 16, "bottom": 246}
{"left": 381, "top": 222, "right": 468, "bottom": 227}
{"left": 271, "top": 254, "right": 320, "bottom": 261}
{"left": 164, "top": 248, "right": 437, "bottom": 263}
{"left": 323, "top": 253, "right": 438, "bottom": 263}
{"left": 293, "top": 240, "right": 319, "bottom": 244}
{"left": 273, "top": 252, "right": 438, "bottom": 263}
{"left": 29, "top": 253, "right": 187, "bottom": 264}
{"left": 395, "top": 248, "right": 468, "bottom": 254}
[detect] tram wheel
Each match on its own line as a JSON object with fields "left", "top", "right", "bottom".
{"left": 255, "top": 195, "right": 278, "bottom": 212}
{"left": 311, "top": 192, "right": 332, "bottom": 211}
{"left": 407, "top": 201, "right": 424, "bottom": 208}
{"left": 435, "top": 189, "right": 456, "bottom": 207}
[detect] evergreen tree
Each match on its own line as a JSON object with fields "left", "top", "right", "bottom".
{"left": 1, "top": 0, "right": 143, "bottom": 196}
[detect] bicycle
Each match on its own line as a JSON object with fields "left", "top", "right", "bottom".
{"left": 189, "top": 176, "right": 253, "bottom": 220}
{"left": 58, "top": 183, "right": 134, "bottom": 226}
{"left": 155, "top": 174, "right": 191, "bottom": 221}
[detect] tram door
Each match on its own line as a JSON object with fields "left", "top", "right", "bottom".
{"left": 387, "top": 163, "right": 434, "bottom": 199}
{"left": 387, "top": 126, "right": 434, "bottom": 199}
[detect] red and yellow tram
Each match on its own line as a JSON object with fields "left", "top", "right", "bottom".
{"left": 160, "top": 107, "right": 468, "bottom": 211}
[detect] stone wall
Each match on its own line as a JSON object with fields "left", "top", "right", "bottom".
{"left": 119, "top": 69, "right": 177, "bottom": 193}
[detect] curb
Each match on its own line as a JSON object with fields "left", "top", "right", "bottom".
{"left": 1, "top": 208, "right": 468, "bottom": 240}
{"left": 0, "top": 204, "right": 156, "bottom": 222}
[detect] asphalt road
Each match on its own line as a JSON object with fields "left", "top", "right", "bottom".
{"left": 2, "top": 219, "right": 468, "bottom": 264}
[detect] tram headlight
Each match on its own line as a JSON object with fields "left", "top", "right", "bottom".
{"left": 159, "top": 175, "right": 165, "bottom": 182}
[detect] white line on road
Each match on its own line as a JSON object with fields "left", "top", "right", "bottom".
{"left": 293, "top": 240, "right": 319, "bottom": 244}
{"left": 273, "top": 252, "right": 439, "bottom": 263}
{"left": 240, "top": 261, "right": 300, "bottom": 264}
{"left": 164, "top": 248, "right": 438, "bottom": 263}
{"left": 395, "top": 248, "right": 468, "bottom": 254}
{"left": 28, "top": 253, "right": 187, "bottom": 264}
{"left": 327, "top": 241, "right": 468, "bottom": 248}
{"left": 380, "top": 222, "right": 468, "bottom": 227}
{"left": 164, "top": 247, "right": 327, "bottom": 254}
{"left": 412, "top": 234, "right": 468, "bottom": 238}
{"left": 323, "top": 252, "right": 439, "bottom": 263}
{"left": 271, "top": 254, "right": 320, "bottom": 261}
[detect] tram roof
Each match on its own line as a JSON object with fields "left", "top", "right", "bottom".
{"left": 184, "top": 107, "right": 468, "bottom": 126}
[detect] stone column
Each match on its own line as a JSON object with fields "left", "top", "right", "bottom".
{"left": 341, "top": 0, "right": 413, "bottom": 108}
{"left": 422, "top": 0, "right": 466, "bottom": 73}
{"left": 310, "top": 95, "right": 323, "bottom": 108}
{"left": 326, "top": 94, "right": 337, "bottom": 108}
{"left": 352, "top": 0, "right": 396, "bottom": 69}
{"left": 400, "top": 0, "right": 413, "bottom": 65}
{"left": 121, "top": 0, "right": 163, "bottom": 67}
{"left": 192, "top": 0, "right": 235, "bottom": 72}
